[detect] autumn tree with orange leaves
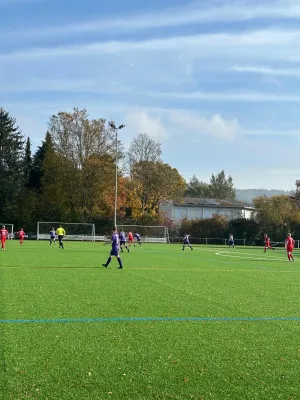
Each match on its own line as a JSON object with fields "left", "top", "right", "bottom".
{"left": 46, "top": 108, "right": 125, "bottom": 222}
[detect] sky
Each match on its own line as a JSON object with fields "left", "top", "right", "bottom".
{"left": 1, "top": 0, "right": 300, "bottom": 190}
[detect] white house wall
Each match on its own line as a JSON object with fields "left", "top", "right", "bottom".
{"left": 242, "top": 209, "right": 253, "bottom": 219}
{"left": 159, "top": 201, "right": 253, "bottom": 222}
{"left": 159, "top": 202, "right": 173, "bottom": 219}
{"left": 203, "top": 208, "right": 219, "bottom": 218}
{"left": 171, "top": 205, "right": 251, "bottom": 221}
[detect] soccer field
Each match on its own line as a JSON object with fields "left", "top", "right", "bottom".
{"left": 1, "top": 241, "right": 300, "bottom": 399}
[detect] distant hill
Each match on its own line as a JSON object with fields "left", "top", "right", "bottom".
{"left": 236, "top": 189, "right": 293, "bottom": 204}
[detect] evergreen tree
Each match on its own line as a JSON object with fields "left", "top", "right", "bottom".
{"left": 210, "top": 170, "right": 236, "bottom": 201}
{"left": 24, "top": 137, "right": 32, "bottom": 188}
{"left": 30, "top": 132, "right": 53, "bottom": 192}
{"left": 0, "top": 107, "right": 24, "bottom": 220}
{"left": 38, "top": 132, "right": 64, "bottom": 220}
{"left": 185, "top": 175, "right": 212, "bottom": 198}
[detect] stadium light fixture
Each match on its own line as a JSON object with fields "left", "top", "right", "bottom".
{"left": 109, "top": 122, "right": 125, "bottom": 228}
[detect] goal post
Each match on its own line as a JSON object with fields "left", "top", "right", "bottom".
{"left": 37, "top": 221, "right": 96, "bottom": 241}
{"left": 120, "top": 225, "right": 168, "bottom": 243}
{"left": 0, "top": 223, "right": 14, "bottom": 239}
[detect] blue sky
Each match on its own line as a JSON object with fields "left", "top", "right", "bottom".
{"left": 1, "top": 0, "right": 300, "bottom": 190}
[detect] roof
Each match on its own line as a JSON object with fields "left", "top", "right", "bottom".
{"left": 162, "top": 198, "right": 254, "bottom": 210}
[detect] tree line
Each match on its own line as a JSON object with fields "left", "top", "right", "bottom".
{"left": 1, "top": 106, "right": 299, "bottom": 239}
{"left": 171, "top": 193, "right": 300, "bottom": 244}
{"left": 0, "top": 107, "right": 187, "bottom": 232}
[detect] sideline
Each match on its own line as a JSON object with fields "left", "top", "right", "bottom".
{"left": 1, "top": 316, "right": 300, "bottom": 324}
{"left": 215, "top": 251, "right": 298, "bottom": 262}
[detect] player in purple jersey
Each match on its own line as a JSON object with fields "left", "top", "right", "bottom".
{"left": 119, "top": 229, "right": 129, "bottom": 253}
{"left": 182, "top": 234, "right": 193, "bottom": 251}
{"left": 228, "top": 233, "right": 235, "bottom": 248}
{"left": 102, "top": 226, "right": 123, "bottom": 269}
{"left": 134, "top": 233, "right": 142, "bottom": 246}
{"left": 50, "top": 228, "right": 56, "bottom": 245}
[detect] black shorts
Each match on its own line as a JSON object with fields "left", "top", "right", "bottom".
{"left": 110, "top": 248, "right": 119, "bottom": 256}
{"left": 58, "top": 235, "right": 64, "bottom": 241}
{"left": 120, "top": 241, "right": 125, "bottom": 246}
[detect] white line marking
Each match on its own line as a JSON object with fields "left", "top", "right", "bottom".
{"left": 215, "top": 251, "right": 297, "bottom": 262}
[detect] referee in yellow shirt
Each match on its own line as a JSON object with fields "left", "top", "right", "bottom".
{"left": 56, "top": 225, "right": 66, "bottom": 249}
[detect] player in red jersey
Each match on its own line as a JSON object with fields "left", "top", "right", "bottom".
{"left": 17, "top": 228, "right": 25, "bottom": 246}
{"left": 264, "top": 234, "right": 274, "bottom": 252}
{"left": 1, "top": 225, "right": 9, "bottom": 251}
{"left": 285, "top": 233, "right": 295, "bottom": 261}
{"left": 128, "top": 231, "right": 135, "bottom": 246}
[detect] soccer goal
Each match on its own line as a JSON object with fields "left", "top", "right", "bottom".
{"left": 0, "top": 223, "right": 14, "bottom": 239}
{"left": 120, "top": 225, "right": 169, "bottom": 243}
{"left": 37, "top": 222, "right": 96, "bottom": 241}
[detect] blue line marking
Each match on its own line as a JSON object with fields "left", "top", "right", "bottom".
{"left": 1, "top": 316, "right": 300, "bottom": 324}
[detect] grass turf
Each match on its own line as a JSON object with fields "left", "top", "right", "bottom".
{"left": 1, "top": 241, "right": 300, "bottom": 399}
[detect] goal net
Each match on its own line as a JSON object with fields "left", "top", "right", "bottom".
{"left": 120, "top": 225, "right": 168, "bottom": 243}
{"left": 0, "top": 223, "right": 14, "bottom": 239}
{"left": 37, "top": 222, "right": 96, "bottom": 241}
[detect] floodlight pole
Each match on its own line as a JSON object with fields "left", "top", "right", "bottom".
{"left": 109, "top": 122, "right": 125, "bottom": 229}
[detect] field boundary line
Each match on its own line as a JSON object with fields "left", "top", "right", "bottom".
{"left": 215, "top": 251, "right": 298, "bottom": 262}
{"left": 0, "top": 266, "right": 297, "bottom": 272}
{"left": 1, "top": 316, "right": 300, "bottom": 324}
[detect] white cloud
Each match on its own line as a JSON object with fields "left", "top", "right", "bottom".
{"left": 3, "top": 100, "right": 300, "bottom": 189}
{"left": 5, "top": 101, "right": 300, "bottom": 141}
{"left": 1, "top": 28, "right": 300, "bottom": 63}
{"left": 168, "top": 112, "right": 240, "bottom": 140}
{"left": 125, "top": 109, "right": 243, "bottom": 141}
{"left": 261, "top": 76, "right": 282, "bottom": 88}
{"left": 152, "top": 91, "right": 300, "bottom": 102}
{"left": 2, "top": 1, "right": 300, "bottom": 191}
{"left": 4, "top": 0, "right": 300, "bottom": 38}
{"left": 124, "top": 110, "right": 168, "bottom": 144}
{"left": 123, "top": 108, "right": 300, "bottom": 142}
{"left": 231, "top": 64, "right": 300, "bottom": 77}
{"left": 5, "top": 77, "right": 300, "bottom": 103}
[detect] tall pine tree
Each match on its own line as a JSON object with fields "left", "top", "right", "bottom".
{"left": 30, "top": 132, "right": 52, "bottom": 192}
{"left": 38, "top": 132, "right": 64, "bottom": 220}
{"left": 210, "top": 170, "right": 236, "bottom": 201}
{"left": 24, "top": 137, "right": 32, "bottom": 188}
{"left": 0, "top": 107, "right": 24, "bottom": 221}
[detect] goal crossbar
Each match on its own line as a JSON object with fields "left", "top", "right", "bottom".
{"left": 37, "top": 221, "right": 96, "bottom": 241}
{"left": 120, "top": 225, "right": 168, "bottom": 243}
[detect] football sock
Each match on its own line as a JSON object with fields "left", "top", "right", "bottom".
{"left": 107, "top": 256, "right": 112, "bottom": 266}
{"left": 117, "top": 257, "right": 123, "bottom": 268}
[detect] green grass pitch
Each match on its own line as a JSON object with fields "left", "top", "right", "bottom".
{"left": 1, "top": 241, "right": 300, "bottom": 399}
